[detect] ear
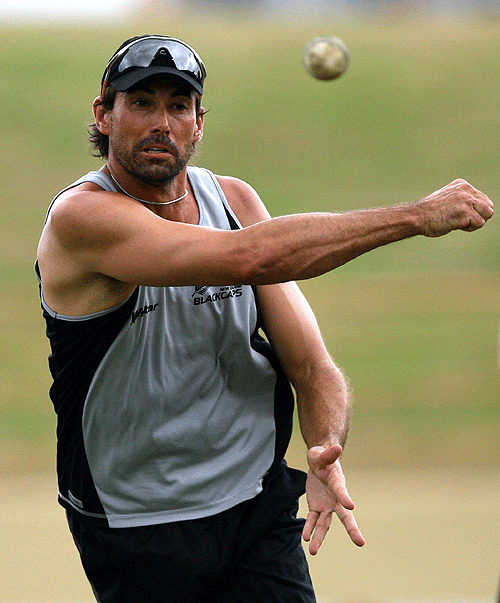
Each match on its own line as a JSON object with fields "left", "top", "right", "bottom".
{"left": 93, "top": 96, "right": 112, "bottom": 136}
{"left": 193, "top": 107, "right": 205, "bottom": 143}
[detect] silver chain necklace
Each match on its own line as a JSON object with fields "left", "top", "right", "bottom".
{"left": 108, "top": 171, "right": 188, "bottom": 206}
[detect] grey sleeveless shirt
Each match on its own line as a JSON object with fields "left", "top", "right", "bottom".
{"left": 37, "top": 166, "right": 295, "bottom": 528}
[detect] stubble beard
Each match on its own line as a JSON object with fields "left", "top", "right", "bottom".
{"left": 110, "top": 134, "right": 196, "bottom": 187}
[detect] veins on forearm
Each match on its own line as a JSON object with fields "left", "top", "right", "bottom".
{"left": 295, "top": 367, "right": 351, "bottom": 450}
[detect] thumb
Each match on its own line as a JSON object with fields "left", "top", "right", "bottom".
{"left": 319, "top": 443, "right": 343, "bottom": 466}
{"left": 307, "top": 444, "right": 343, "bottom": 471}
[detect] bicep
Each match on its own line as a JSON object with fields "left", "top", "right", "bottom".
{"left": 89, "top": 220, "right": 236, "bottom": 287}
{"left": 48, "top": 190, "right": 249, "bottom": 288}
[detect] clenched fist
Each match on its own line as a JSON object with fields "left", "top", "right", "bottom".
{"left": 414, "top": 179, "right": 494, "bottom": 238}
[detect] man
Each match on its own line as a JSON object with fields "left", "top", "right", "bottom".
{"left": 36, "top": 35, "right": 493, "bottom": 603}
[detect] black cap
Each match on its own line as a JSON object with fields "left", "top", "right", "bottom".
{"left": 101, "top": 35, "right": 206, "bottom": 96}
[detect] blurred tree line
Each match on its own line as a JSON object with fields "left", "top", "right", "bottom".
{"left": 184, "top": 0, "right": 500, "bottom": 17}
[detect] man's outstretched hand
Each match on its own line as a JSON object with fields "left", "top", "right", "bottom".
{"left": 303, "top": 444, "right": 365, "bottom": 555}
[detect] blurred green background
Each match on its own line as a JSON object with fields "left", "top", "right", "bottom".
{"left": 1, "top": 8, "right": 500, "bottom": 603}
{"left": 2, "top": 14, "right": 498, "bottom": 472}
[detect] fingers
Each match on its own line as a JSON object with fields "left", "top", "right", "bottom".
{"left": 465, "top": 199, "right": 494, "bottom": 232}
{"left": 302, "top": 506, "right": 365, "bottom": 555}
{"left": 303, "top": 510, "right": 332, "bottom": 556}
{"left": 335, "top": 503, "right": 366, "bottom": 548}
{"left": 474, "top": 193, "right": 495, "bottom": 220}
{"left": 308, "top": 445, "right": 355, "bottom": 510}
{"left": 461, "top": 180, "right": 494, "bottom": 231}
{"left": 462, "top": 214, "right": 486, "bottom": 233}
{"left": 332, "top": 480, "right": 355, "bottom": 511}
{"left": 323, "top": 466, "right": 354, "bottom": 510}
{"left": 305, "top": 445, "right": 364, "bottom": 552}
{"left": 302, "top": 510, "right": 318, "bottom": 544}
{"left": 420, "top": 179, "right": 494, "bottom": 237}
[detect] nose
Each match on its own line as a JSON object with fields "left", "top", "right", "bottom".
{"left": 152, "top": 107, "right": 171, "bottom": 134}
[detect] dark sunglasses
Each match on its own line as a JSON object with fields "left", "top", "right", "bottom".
{"left": 101, "top": 36, "right": 207, "bottom": 97}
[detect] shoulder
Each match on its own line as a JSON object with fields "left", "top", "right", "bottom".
{"left": 46, "top": 183, "right": 149, "bottom": 249}
{"left": 214, "top": 175, "right": 271, "bottom": 227}
{"left": 215, "top": 174, "right": 256, "bottom": 197}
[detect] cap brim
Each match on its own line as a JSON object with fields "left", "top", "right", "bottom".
{"left": 110, "top": 66, "right": 203, "bottom": 95}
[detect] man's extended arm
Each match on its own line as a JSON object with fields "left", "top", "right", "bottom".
{"left": 42, "top": 178, "right": 493, "bottom": 291}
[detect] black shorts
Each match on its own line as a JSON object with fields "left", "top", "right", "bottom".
{"left": 66, "top": 465, "right": 316, "bottom": 603}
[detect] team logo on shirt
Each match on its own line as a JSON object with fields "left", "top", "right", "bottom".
{"left": 192, "top": 285, "right": 243, "bottom": 305}
{"left": 131, "top": 303, "right": 159, "bottom": 324}
{"left": 192, "top": 286, "right": 210, "bottom": 297}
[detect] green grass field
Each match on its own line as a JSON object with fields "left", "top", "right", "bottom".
{"left": 1, "top": 15, "right": 499, "bottom": 475}
{"left": 1, "top": 13, "right": 500, "bottom": 603}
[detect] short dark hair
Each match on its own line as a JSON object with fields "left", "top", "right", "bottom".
{"left": 87, "top": 84, "right": 205, "bottom": 160}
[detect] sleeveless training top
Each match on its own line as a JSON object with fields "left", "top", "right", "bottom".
{"left": 37, "top": 166, "right": 294, "bottom": 528}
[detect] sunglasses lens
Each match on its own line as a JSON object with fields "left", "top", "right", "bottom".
{"left": 117, "top": 39, "right": 204, "bottom": 79}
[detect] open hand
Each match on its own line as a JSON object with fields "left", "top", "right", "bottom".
{"left": 303, "top": 444, "right": 365, "bottom": 555}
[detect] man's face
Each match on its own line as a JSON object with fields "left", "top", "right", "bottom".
{"left": 101, "top": 75, "right": 204, "bottom": 186}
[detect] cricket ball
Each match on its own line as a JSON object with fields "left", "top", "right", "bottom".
{"left": 303, "top": 36, "right": 349, "bottom": 81}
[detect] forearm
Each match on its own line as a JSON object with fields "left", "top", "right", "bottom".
{"left": 241, "top": 205, "right": 420, "bottom": 285}
{"left": 238, "top": 178, "right": 492, "bottom": 285}
{"left": 295, "top": 360, "right": 352, "bottom": 450}
{"left": 255, "top": 281, "right": 353, "bottom": 450}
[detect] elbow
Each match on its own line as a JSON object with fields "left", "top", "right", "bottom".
{"left": 226, "top": 222, "right": 300, "bottom": 285}
{"left": 234, "top": 242, "right": 285, "bottom": 285}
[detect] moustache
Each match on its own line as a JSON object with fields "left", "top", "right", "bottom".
{"left": 135, "top": 136, "right": 179, "bottom": 157}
